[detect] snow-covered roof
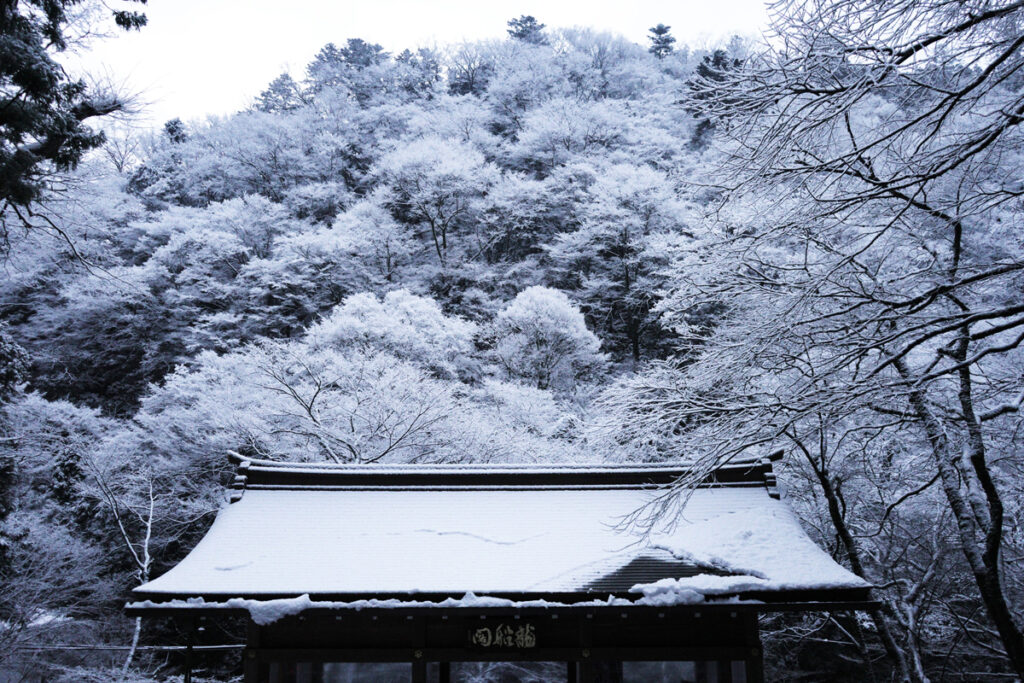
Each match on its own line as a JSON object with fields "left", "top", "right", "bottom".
{"left": 132, "top": 456, "right": 869, "bottom": 613}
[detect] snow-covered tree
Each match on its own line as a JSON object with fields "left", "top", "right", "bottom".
{"left": 0, "top": 0, "right": 145, "bottom": 211}
{"left": 647, "top": 24, "right": 676, "bottom": 59}
{"left": 506, "top": 15, "right": 548, "bottom": 45}
{"left": 4, "top": 13, "right": 973, "bottom": 679}
{"left": 491, "top": 286, "right": 605, "bottom": 392}
{"left": 376, "top": 136, "right": 496, "bottom": 266}
{"left": 255, "top": 73, "right": 305, "bottom": 113}
{"left": 309, "top": 290, "right": 478, "bottom": 378}
{"left": 602, "top": 1, "right": 1024, "bottom": 677}
{"left": 547, "top": 163, "right": 689, "bottom": 361}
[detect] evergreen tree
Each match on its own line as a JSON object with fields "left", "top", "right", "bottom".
{"left": 306, "top": 38, "right": 390, "bottom": 94}
{"left": 395, "top": 49, "right": 443, "bottom": 98}
{"left": 162, "top": 118, "right": 188, "bottom": 144}
{"left": 255, "top": 73, "right": 305, "bottom": 113}
{"left": 647, "top": 24, "right": 676, "bottom": 58}
{"left": 0, "top": 0, "right": 146, "bottom": 209}
{"left": 694, "top": 49, "right": 742, "bottom": 86}
{"left": 507, "top": 15, "right": 548, "bottom": 45}
{"left": 51, "top": 440, "right": 84, "bottom": 508}
{"left": 306, "top": 42, "right": 342, "bottom": 88}
{"left": 0, "top": 325, "right": 28, "bottom": 401}
{"left": 686, "top": 49, "right": 743, "bottom": 148}
{"left": 338, "top": 38, "right": 389, "bottom": 67}
{"left": 0, "top": 325, "right": 27, "bottom": 575}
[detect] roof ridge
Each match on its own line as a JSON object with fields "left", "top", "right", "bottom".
{"left": 225, "top": 451, "right": 784, "bottom": 502}
{"left": 225, "top": 451, "right": 777, "bottom": 471}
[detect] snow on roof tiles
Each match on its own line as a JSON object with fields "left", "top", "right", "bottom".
{"left": 134, "top": 459, "right": 868, "bottom": 602}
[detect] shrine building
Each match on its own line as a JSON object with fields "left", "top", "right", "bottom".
{"left": 127, "top": 453, "right": 874, "bottom": 683}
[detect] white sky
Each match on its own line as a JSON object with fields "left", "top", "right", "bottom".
{"left": 72, "top": 0, "right": 771, "bottom": 127}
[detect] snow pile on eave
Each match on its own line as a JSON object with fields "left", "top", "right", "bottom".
{"left": 126, "top": 591, "right": 759, "bottom": 626}
{"left": 644, "top": 506, "right": 868, "bottom": 593}
{"left": 628, "top": 574, "right": 769, "bottom": 606}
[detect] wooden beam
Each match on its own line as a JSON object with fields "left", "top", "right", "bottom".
{"left": 127, "top": 597, "right": 879, "bottom": 617}
{"left": 248, "top": 645, "right": 755, "bottom": 662}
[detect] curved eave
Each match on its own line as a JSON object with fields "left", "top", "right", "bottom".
{"left": 126, "top": 589, "right": 877, "bottom": 619}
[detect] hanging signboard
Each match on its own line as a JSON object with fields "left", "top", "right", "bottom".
{"left": 468, "top": 622, "right": 538, "bottom": 649}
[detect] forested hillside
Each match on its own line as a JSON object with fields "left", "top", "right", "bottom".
{"left": 3, "top": 1, "right": 1024, "bottom": 681}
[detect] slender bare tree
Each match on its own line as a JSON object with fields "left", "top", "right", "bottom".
{"left": 600, "top": 0, "right": 1024, "bottom": 677}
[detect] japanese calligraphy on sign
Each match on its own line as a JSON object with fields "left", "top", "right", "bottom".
{"left": 469, "top": 623, "right": 537, "bottom": 649}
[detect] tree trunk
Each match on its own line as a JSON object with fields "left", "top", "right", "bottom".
{"left": 808, "top": 448, "right": 919, "bottom": 682}
{"left": 123, "top": 615, "right": 141, "bottom": 673}
{"left": 894, "top": 358, "right": 1024, "bottom": 676}
{"left": 427, "top": 218, "right": 446, "bottom": 267}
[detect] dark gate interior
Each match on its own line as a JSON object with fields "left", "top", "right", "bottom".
{"left": 241, "top": 607, "right": 764, "bottom": 683}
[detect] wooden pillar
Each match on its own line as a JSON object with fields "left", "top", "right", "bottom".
{"left": 567, "top": 661, "right": 577, "bottom": 683}
{"left": 412, "top": 616, "right": 426, "bottom": 683}
{"left": 719, "top": 612, "right": 738, "bottom": 683}
{"left": 243, "top": 621, "right": 260, "bottom": 683}
{"left": 439, "top": 661, "right": 451, "bottom": 683}
{"left": 184, "top": 618, "right": 194, "bottom": 683}
{"left": 746, "top": 613, "right": 765, "bottom": 683}
{"left": 578, "top": 614, "right": 594, "bottom": 683}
